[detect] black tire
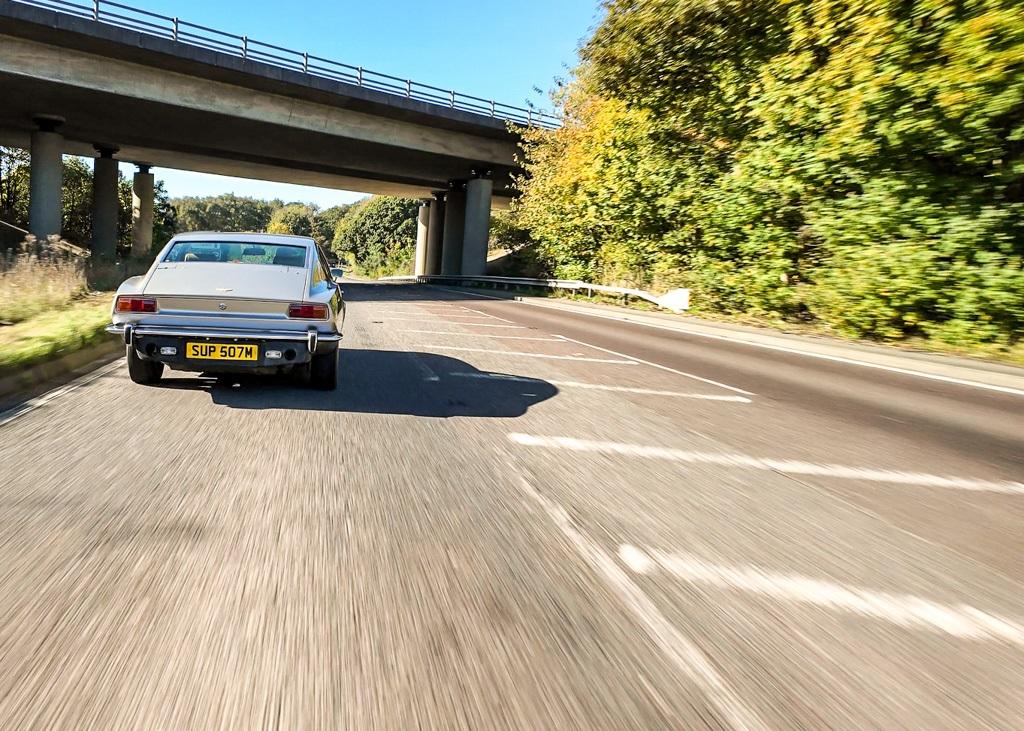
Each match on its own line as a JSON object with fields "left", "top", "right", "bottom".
{"left": 126, "top": 345, "right": 164, "bottom": 385}
{"left": 292, "top": 362, "right": 312, "bottom": 385}
{"left": 309, "top": 349, "right": 338, "bottom": 391}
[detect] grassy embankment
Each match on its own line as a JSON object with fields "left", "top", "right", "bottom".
{"left": 0, "top": 246, "right": 113, "bottom": 373}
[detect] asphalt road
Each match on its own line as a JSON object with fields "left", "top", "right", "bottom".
{"left": 1, "top": 282, "right": 1022, "bottom": 729}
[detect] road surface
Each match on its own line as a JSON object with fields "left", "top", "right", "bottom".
{"left": 1, "top": 282, "right": 1022, "bottom": 729}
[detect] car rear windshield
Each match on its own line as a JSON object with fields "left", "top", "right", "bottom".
{"left": 163, "top": 242, "right": 308, "bottom": 267}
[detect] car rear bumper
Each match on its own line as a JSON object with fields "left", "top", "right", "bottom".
{"left": 107, "top": 323, "right": 340, "bottom": 371}
{"left": 107, "top": 323, "right": 341, "bottom": 345}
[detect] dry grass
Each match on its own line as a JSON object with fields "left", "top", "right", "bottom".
{"left": 0, "top": 240, "right": 88, "bottom": 324}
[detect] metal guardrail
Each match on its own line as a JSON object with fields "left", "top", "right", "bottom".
{"left": 0, "top": 220, "right": 92, "bottom": 256}
{"left": 10, "top": 0, "right": 561, "bottom": 129}
{"left": 0, "top": 218, "right": 29, "bottom": 237}
{"left": 379, "top": 274, "right": 691, "bottom": 312}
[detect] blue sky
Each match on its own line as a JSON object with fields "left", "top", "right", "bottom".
{"left": 113, "top": 0, "right": 600, "bottom": 206}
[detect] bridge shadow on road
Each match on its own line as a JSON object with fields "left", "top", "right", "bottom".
{"left": 157, "top": 349, "right": 557, "bottom": 418}
{"left": 338, "top": 281, "right": 513, "bottom": 306}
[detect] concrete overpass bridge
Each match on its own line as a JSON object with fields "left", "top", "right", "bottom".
{"left": 0, "top": 0, "right": 557, "bottom": 274}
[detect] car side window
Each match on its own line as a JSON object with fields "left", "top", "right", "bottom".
{"left": 311, "top": 258, "right": 325, "bottom": 286}
{"left": 311, "top": 248, "right": 331, "bottom": 287}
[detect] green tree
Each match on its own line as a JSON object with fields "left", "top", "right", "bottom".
{"left": 0, "top": 147, "right": 30, "bottom": 232}
{"left": 0, "top": 147, "right": 178, "bottom": 256}
{"left": 489, "top": 210, "right": 532, "bottom": 253}
{"left": 173, "top": 194, "right": 280, "bottom": 233}
{"left": 311, "top": 204, "right": 353, "bottom": 247}
{"left": 59, "top": 157, "right": 93, "bottom": 246}
{"left": 514, "top": 0, "right": 1024, "bottom": 349}
{"left": 332, "top": 196, "right": 418, "bottom": 276}
{"left": 152, "top": 181, "right": 177, "bottom": 250}
{"left": 267, "top": 203, "right": 315, "bottom": 237}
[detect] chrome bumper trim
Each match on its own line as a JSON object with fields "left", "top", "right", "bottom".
{"left": 106, "top": 324, "right": 341, "bottom": 342}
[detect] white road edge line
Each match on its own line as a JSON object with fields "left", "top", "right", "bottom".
{"left": 620, "top": 545, "right": 1024, "bottom": 646}
{"left": 0, "top": 358, "right": 124, "bottom": 428}
{"left": 449, "top": 372, "right": 752, "bottom": 402}
{"left": 515, "top": 476, "right": 768, "bottom": 731}
{"left": 424, "top": 284, "right": 1024, "bottom": 397}
{"left": 411, "top": 345, "right": 638, "bottom": 364}
{"left": 593, "top": 311, "right": 1024, "bottom": 393}
{"left": 397, "top": 331, "right": 562, "bottom": 341}
{"left": 554, "top": 335, "right": 754, "bottom": 396}
{"left": 508, "top": 434, "right": 1024, "bottom": 495}
{"left": 541, "top": 304, "right": 1024, "bottom": 398}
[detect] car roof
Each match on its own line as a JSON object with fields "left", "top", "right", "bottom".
{"left": 171, "top": 231, "right": 314, "bottom": 246}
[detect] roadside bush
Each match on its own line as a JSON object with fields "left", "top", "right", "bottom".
{"left": 332, "top": 196, "right": 418, "bottom": 276}
{"left": 0, "top": 237, "right": 88, "bottom": 324}
{"left": 513, "top": 0, "right": 1024, "bottom": 352}
{"left": 311, "top": 205, "right": 353, "bottom": 247}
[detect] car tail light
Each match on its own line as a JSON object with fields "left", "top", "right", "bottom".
{"left": 287, "top": 302, "right": 329, "bottom": 319}
{"left": 115, "top": 296, "right": 158, "bottom": 313}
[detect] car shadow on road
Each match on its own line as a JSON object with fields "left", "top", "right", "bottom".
{"left": 157, "top": 349, "right": 557, "bottom": 418}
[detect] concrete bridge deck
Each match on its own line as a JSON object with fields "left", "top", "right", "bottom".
{"left": 0, "top": 0, "right": 541, "bottom": 272}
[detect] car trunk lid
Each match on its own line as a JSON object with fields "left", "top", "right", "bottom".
{"left": 143, "top": 262, "right": 309, "bottom": 316}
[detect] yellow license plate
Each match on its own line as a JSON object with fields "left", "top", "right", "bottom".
{"left": 185, "top": 342, "right": 259, "bottom": 361}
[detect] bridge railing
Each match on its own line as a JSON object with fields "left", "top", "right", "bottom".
{"left": 11, "top": 0, "right": 561, "bottom": 129}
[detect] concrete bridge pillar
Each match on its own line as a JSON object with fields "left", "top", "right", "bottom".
{"left": 132, "top": 163, "right": 154, "bottom": 256}
{"left": 91, "top": 145, "right": 119, "bottom": 260}
{"left": 28, "top": 116, "right": 64, "bottom": 240}
{"left": 462, "top": 171, "right": 492, "bottom": 276}
{"left": 440, "top": 181, "right": 466, "bottom": 276}
{"left": 414, "top": 199, "right": 430, "bottom": 276}
{"left": 425, "top": 190, "right": 445, "bottom": 276}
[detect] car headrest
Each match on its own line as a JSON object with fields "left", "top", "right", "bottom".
{"left": 273, "top": 250, "right": 306, "bottom": 267}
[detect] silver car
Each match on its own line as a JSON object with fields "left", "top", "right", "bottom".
{"left": 107, "top": 232, "right": 345, "bottom": 389}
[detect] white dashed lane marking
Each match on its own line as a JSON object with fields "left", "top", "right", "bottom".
{"left": 619, "top": 545, "right": 1024, "bottom": 645}
{"left": 411, "top": 345, "right": 638, "bottom": 364}
{"left": 407, "top": 352, "right": 441, "bottom": 382}
{"left": 425, "top": 289, "right": 1024, "bottom": 397}
{"left": 399, "top": 331, "right": 563, "bottom": 341}
{"left": 384, "top": 315, "right": 506, "bottom": 322}
{"left": 457, "top": 307, "right": 517, "bottom": 323}
{"left": 514, "top": 476, "right": 769, "bottom": 731}
{"left": 450, "top": 372, "right": 752, "bottom": 402}
{"left": 507, "top": 434, "right": 1024, "bottom": 495}
{"left": 554, "top": 335, "right": 754, "bottom": 396}
{"left": 374, "top": 306, "right": 461, "bottom": 312}
{"left": 379, "top": 319, "right": 527, "bottom": 328}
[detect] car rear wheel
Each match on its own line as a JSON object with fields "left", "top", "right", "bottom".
{"left": 309, "top": 349, "right": 338, "bottom": 390}
{"left": 126, "top": 345, "right": 164, "bottom": 385}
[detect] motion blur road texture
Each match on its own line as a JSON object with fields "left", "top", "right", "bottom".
{"left": 2, "top": 282, "right": 1023, "bottom": 729}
